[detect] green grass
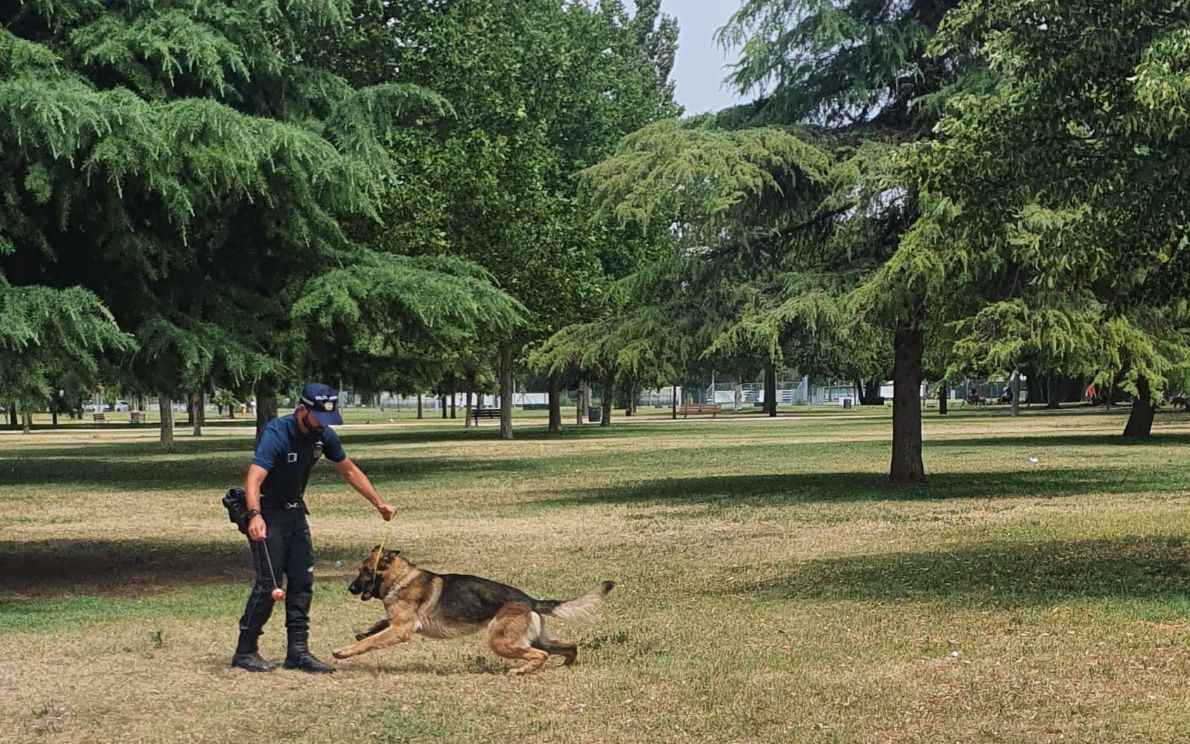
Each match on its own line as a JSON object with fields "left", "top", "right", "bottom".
{"left": 2, "top": 408, "right": 1190, "bottom": 742}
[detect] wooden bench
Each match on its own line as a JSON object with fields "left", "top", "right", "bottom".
{"left": 470, "top": 408, "right": 501, "bottom": 424}
{"left": 92, "top": 412, "right": 106, "bottom": 423}
{"left": 678, "top": 403, "right": 722, "bottom": 418}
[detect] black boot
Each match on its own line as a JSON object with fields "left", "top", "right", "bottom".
{"left": 284, "top": 628, "right": 334, "bottom": 674}
{"left": 231, "top": 630, "right": 273, "bottom": 672}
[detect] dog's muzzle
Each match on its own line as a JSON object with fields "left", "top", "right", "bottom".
{"left": 348, "top": 575, "right": 374, "bottom": 601}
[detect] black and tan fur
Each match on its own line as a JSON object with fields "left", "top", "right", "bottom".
{"left": 332, "top": 547, "right": 614, "bottom": 675}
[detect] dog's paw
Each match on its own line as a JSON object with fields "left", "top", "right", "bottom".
{"left": 332, "top": 648, "right": 351, "bottom": 660}
{"left": 354, "top": 632, "right": 368, "bottom": 641}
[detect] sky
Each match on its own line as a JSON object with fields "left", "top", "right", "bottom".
{"left": 659, "top": 0, "right": 749, "bottom": 115}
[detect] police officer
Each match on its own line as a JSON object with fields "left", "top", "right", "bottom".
{"left": 231, "top": 382, "right": 396, "bottom": 673}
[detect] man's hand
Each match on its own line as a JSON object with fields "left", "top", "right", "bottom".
{"left": 377, "top": 503, "right": 396, "bottom": 522}
{"left": 248, "top": 515, "right": 267, "bottom": 541}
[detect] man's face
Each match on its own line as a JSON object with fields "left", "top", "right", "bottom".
{"left": 296, "top": 405, "right": 325, "bottom": 435}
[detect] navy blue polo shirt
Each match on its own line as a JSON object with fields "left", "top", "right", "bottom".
{"left": 252, "top": 414, "right": 347, "bottom": 504}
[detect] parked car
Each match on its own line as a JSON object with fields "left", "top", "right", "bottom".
{"left": 113, "top": 400, "right": 130, "bottom": 412}
{"left": 83, "top": 403, "right": 110, "bottom": 413}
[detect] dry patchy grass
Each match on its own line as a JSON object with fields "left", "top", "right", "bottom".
{"left": 2, "top": 408, "right": 1190, "bottom": 743}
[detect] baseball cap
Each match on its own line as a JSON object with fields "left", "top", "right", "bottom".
{"left": 299, "top": 382, "right": 344, "bottom": 426}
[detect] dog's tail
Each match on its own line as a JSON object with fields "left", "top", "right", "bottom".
{"left": 534, "top": 581, "right": 615, "bottom": 624}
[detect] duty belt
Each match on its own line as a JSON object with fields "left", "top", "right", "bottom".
{"left": 260, "top": 496, "right": 305, "bottom": 510}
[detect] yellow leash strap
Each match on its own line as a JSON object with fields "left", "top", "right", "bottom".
{"left": 371, "top": 517, "right": 393, "bottom": 576}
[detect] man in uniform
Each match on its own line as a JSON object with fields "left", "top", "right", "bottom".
{"left": 231, "top": 382, "right": 396, "bottom": 673}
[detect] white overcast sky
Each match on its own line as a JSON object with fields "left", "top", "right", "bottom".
{"left": 660, "top": 0, "right": 749, "bottom": 115}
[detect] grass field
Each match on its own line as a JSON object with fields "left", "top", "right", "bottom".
{"left": 2, "top": 407, "right": 1190, "bottom": 743}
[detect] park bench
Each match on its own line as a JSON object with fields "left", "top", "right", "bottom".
{"left": 470, "top": 407, "right": 501, "bottom": 424}
{"left": 92, "top": 412, "right": 106, "bottom": 423}
{"left": 678, "top": 403, "right": 722, "bottom": 418}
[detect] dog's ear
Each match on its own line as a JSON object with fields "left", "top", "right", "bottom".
{"left": 387, "top": 549, "right": 401, "bottom": 557}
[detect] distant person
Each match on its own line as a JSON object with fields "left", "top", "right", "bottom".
{"left": 231, "top": 382, "right": 395, "bottom": 674}
{"left": 999, "top": 386, "right": 1014, "bottom": 404}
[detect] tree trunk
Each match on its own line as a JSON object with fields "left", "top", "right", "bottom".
{"left": 499, "top": 337, "right": 514, "bottom": 440}
{"left": 600, "top": 369, "right": 613, "bottom": 427}
{"left": 857, "top": 379, "right": 883, "bottom": 405}
{"left": 764, "top": 362, "right": 777, "bottom": 417}
{"left": 577, "top": 381, "right": 589, "bottom": 424}
{"left": 1123, "top": 375, "right": 1155, "bottom": 438}
{"left": 1011, "top": 371, "right": 1021, "bottom": 417}
{"left": 938, "top": 382, "right": 948, "bottom": 415}
{"left": 440, "top": 393, "right": 448, "bottom": 419}
{"left": 254, "top": 389, "right": 277, "bottom": 445}
{"left": 417, "top": 394, "right": 423, "bottom": 420}
{"left": 51, "top": 401, "right": 58, "bottom": 427}
{"left": 186, "top": 392, "right": 196, "bottom": 427}
{"left": 671, "top": 384, "right": 678, "bottom": 420}
{"left": 547, "top": 373, "right": 562, "bottom": 433}
{"left": 464, "top": 378, "right": 474, "bottom": 429}
{"left": 890, "top": 321, "right": 925, "bottom": 484}
{"left": 21, "top": 406, "right": 31, "bottom": 435}
{"left": 192, "top": 389, "right": 205, "bottom": 436}
{"left": 7, "top": 403, "right": 15, "bottom": 428}
{"left": 450, "top": 392, "right": 456, "bottom": 419}
{"left": 159, "top": 395, "right": 175, "bottom": 453}
{"left": 1046, "top": 375, "right": 1061, "bottom": 409}
{"left": 624, "top": 376, "right": 636, "bottom": 417}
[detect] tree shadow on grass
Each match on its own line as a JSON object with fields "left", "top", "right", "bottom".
{"left": 528, "top": 466, "right": 1190, "bottom": 510}
{"left": 0, "top": 453, "right": 535, "bottom": 491}
{"left": 927, "top": 432, "right": 1190, "bottom": 450}
{"left": 0, "top": 538, "right": 366, "bottom": 598}
{"left": 715, "top": 536, "right": 1190, "bottom": 609}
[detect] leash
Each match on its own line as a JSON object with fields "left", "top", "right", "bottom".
{"left": 252, "top": 539, "right": 283, "bottom": 600}
{"left": 371, "top": 517, "right": 393, "bottom": 576}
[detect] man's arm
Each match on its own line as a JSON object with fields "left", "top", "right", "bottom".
{"left": 332, "top": 457, "right": 396, "bottom": 521}
{"left": 244, "top": 464, "right": 269, "bottom": 541}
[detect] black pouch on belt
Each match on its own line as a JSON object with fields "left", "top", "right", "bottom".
{"left": 221, "top": 487, "right": 248, "bottom": 534}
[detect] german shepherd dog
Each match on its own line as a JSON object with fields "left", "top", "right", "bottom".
{"left": 332, "top": 548, "right": 614, "bottom": 675}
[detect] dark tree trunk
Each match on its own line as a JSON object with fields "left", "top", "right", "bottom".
{"left": 254, "top": 389, "right": 277, "bottom": 445}
{"left": 159, "top": 395, "right": 175, "bottom": 453}
{"left": 600, "top": 369, "right": 613, "bottom": 427}
{"left": 547, "top": 373, "right": 562, "bottom": 433}
{"left": 890, "top": 321, "right": 925, "bottom": 484}
{"left": 856, "top": 379, "right": 883, "bottom": 405}
{"left": 7, "top": 403, "right": 16, "bottom": 427}
{"left": 1011, "top": 371, "right": 1021, "bottom": 417}
{"left": 464, "top": 378, "right": 474, "bottom": 429}
{"left": 1123, "top": 375, "right": 1155, "bottom": 438}
{"left": 671, "top": 384, "right": 678, "bottom": 419}
{"left": 1046, "top": 375, "right": 1061, "bottom": 409}
{"left": 623, "top": 376, "right": 636, "bottom": 417}
{"left": 499, "top": 337, "right": 514, "bottom": 440}
{"left": 764, "top": 362, "right": 777, "bottom": 417}
{"left": 938, "top": 383, "right": 948, "bottom": 415}
{"left": 192, "top": 389, "right": 205, "bottom": 437}
{"left": 441, "top": 393, "right": 448, "bottom": 419}
{"left": 417, "top": 394, "right": 423, "bottom": 419}
{"left": 21, "top": 406, "right": 31, "bottom": 434}
{"left": 51, "top": 401, "right": 58, "bottom": 427}
{"left": 577, "top": 382, "right": 587, "bottom": 424}
{"left": 450, "top": 392, "right": 456, "bottom": 419}
{"left": 186, "top": 392, "right": 196, "bottom": 427}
